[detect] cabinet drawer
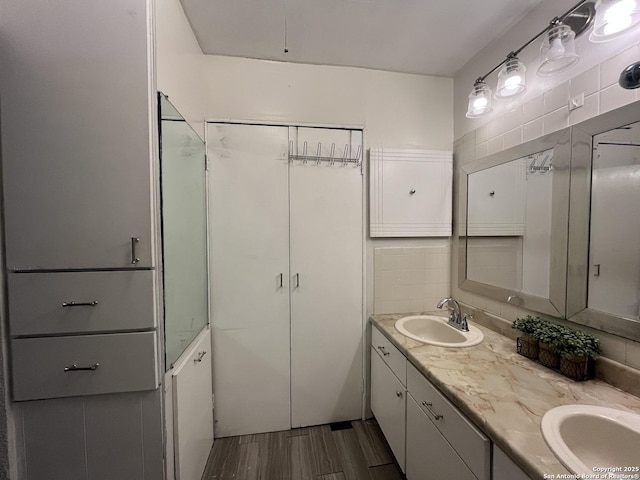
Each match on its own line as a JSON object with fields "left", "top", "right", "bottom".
{"left": 371, "top": 325, "right": 406, "bottom": 386}
{"left": 12, "top": 332, "right": 159, "bottom": 401}
{"left": 8, "top": 271, "right": 156, "bottom": 336}
{"left": 407, "top": 362, "right": 490, "bottom": 480}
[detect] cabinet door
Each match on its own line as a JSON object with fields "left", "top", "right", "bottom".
{"left": 0, "top": 0, "right": 155, "bottom": 270}
{"left": 406, "top": 395, "right": 477, "bottom": 480}
{"left": 172, "top": 328, "right": 213, "bottom": 480}
{"left": 290, "top": 127, "right": 363, "bottom": 428}
{"left": 493, "top": 446, "right": 532, "bottom": 480}
{"left": 371, "top": 348, "right": 405, "bottom": 472}
{"left": 208, "top": 123, "right": 291, "bottom": 437}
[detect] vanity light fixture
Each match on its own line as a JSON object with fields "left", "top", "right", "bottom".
{"left": 466, "top": 79, "right": 493, "bottom": 118}
{"left": 466, "top": 0, "right": 598, "bottom": 119}
{"left": 537, "top": 21, "right": 580, "bottom": 76}
{"left": 495, "top": 53, "right": 527, "bottom": 98}
{"left": 590, "top": 0, "right": 640, "bottom": 41}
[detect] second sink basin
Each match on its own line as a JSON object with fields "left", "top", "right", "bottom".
{"left": 541, "top": 405, "right": 640, "bottom": 476}
{"left": 394, "top": 315, "right": 483, "bottom": 347}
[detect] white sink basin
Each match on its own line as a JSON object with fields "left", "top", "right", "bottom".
{"left": 394, "top": 315, "right": 483, "bottom": 347}
{"left": 541, "top": 405, "right": 640, "bottom": 476}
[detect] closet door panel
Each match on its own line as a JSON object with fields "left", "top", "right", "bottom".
{"left": 290, "top": 128, "right": 363, "bottom": 428}
{"left": 208, "top": 123, "right": 291, "bottom": 436}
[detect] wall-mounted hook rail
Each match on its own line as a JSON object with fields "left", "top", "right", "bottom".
{"left": 288, "top": 140, "right": 361, "bottom": 167}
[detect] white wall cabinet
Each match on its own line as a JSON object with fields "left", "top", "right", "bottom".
{"left": 0, "top": 0, "right": 156, "bottom": 271}
{"left": 370, "top": 148, "right": 452, "bottom": 237}
{"left": 0, "top": 1, "right": 163, "bottom": 478}
{"left": 208, "top": 123, "right": 363, "bottom": 437}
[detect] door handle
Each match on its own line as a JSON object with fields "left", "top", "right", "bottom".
{"left": 295, "top": 273, "right": 300, "bottom": 288}
{"left": 279, "top": 273, "right": 284, "bottom": 288}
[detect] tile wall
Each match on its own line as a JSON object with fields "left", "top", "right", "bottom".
{"left": 452, "top": 45, "right": 640, "bottom": 372}
{"left": 373, "top": 246, "right": 450, "bottom": 314}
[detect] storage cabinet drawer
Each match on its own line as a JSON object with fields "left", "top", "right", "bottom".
{"left": 12, "top": 331, "right": 159, "bottom": 401}
{"left": 371, "top": 325, "right": 406, "bottom": 385}
{"left": 8, "top": 271, "right": 156, "bottom": 336}
{"left": 407, "top": 362, "right": 490, "bottom": 480}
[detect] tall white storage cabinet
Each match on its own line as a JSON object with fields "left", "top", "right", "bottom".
{"left": 0, "top": 1, "right": 163, "bottom": 478}
{"left": 208, "top": 123, "right": 364, "bottom": 437}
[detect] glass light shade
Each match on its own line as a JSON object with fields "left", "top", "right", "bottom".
{"left": 495, "top": 57, "right": 527, "bottom": 98}
{"left": 466, "top": 82, "right": 493, "bottom": 118}
{"left": 537, "top": 24, "right": 579, "bottom": 76}
{"left": 590, "top": 0, "right": 640, "bottom": 42}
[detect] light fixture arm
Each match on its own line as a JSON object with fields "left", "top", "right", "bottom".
{"left": 475, "top": 0, "right": 589, "bottom": 84}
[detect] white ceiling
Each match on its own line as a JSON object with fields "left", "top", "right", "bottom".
{"left": 180, "top": 0, "right": 544, "bottom": 77}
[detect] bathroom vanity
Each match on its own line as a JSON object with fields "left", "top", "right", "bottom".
{"left": 370, "top": 314, "right": 640, "bottom": 480}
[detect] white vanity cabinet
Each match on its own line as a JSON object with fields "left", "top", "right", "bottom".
{"left": 493, "top": 446, "right": 532, "bottom": 480}
{"left": 370, "top": 324, "right": 491, "bottom": 480}
{"left": 406, "top": 363, "right": 490, "bottom": 480}
{"left": 370, "top": 328, "right": 407, "bottom": 472}
{"left": 370, "top": 148, "right": 452, "bottom": 237}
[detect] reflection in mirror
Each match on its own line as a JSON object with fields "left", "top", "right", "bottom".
{"left": 159, "top": 93, "right": 209, "bottom": 370}
{"left": 467, "top": 149, "right": 554, "bottom": 297}
{"left": 567, "top": 102, "right": 640, "bottom": 342}
{"left": 588, "top": 121, "right": 640, "bottom": 322}
{"left": 459, "top": 129, "right": 570, "bottom": 318}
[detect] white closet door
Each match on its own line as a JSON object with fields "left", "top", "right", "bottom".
{"left": 208, "top": 124, "right": 291, "bottom": 437}
{"left": 290, "top": 127, "right": 363, "bottom": 428}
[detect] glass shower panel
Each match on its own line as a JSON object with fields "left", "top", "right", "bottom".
{"left": 159, "top": 93, "right": 208, "bottom": 369}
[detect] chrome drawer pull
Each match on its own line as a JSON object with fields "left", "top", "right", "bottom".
{"left": 421, "top": 401, "right": 443, "bottom": 420}
{"left": 194, "top": 351, "right": 207, "bottom": 363}
{"left": 64, "top": 363, "right": 100, "bottom": 372}
{"left": 131, "top": 237, "right": 140, "bottom": 264}
{"left": 62, "top": 301, "right": 99, "bottom": 307}
{"left": 377, "top": 346, "right": 390, "bottom": 356}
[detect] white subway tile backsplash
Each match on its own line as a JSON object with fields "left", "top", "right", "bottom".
{"left": 476, "top": 123, "right": 490, "bottom": 144}
{"left": 523, "top": 118, "right": 544, "bottom": 142}
{"left": 569, "top": 93, "right": 599, "bottom": 125}
{"left": 601, "top": 46, "right": 639, "bottom": 88}
{"left": 543, "top": 106, "right": 569, "bottom": 134}
{"left": 488, "top": 114, "right": 505, "bottom": 138}
{"left": 598, "top": 331, "right": 627, "bottom": 364}
{"left": 626, "top": 340, "right": 640, "bottom": 369}
{"left": 503, "top": 105, "right": 523, "bottom": 128}
{"left": 487, "top": 135, "right": 504, "bottom": 155}
{"left": 476, "top": 141, "right": 488, "bottom": 159}
{"left": 570, "top": 65, "right": 600, "bottom": 98}
{"left": 523, "top": 95, "right": 544, "bottom": 123}
{"left": 600, "top": 83, "right": 637, "bottom": 113}
{"left": 544, "top": 82, "right": 569, "bottom": 114}
{"left": 503, "top": 127, "right": 522, "bottom": 150}
{"left": 374, "top": 247, "right": 451, "bottom": 314}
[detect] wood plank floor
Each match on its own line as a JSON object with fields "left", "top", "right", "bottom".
{"left": 202, "top": 419, "right": 404, "bottom": 480}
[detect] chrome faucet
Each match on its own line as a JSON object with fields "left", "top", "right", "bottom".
{"left": 436, "top": 297, "right": 469, "bottom": 332}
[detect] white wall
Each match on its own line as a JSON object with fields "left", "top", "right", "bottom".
{"left": 452, "top": 0, "right": 640, "bottom": 370}
{"left": 156, "top": 0, "right": 207, "bottom": 138}
{"left": 204, "top": 55, "right": 454, "bottom": 315}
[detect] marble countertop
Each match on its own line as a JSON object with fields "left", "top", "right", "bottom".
{"left": 370, "top": 313, "right": 640, "bottom": 480}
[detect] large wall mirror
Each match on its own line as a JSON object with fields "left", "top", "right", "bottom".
{"left": 568, "top": 103, "right": 640, "bottom": 342}
{"left": 458, "top": 129, "right": 571, "bottom": 317}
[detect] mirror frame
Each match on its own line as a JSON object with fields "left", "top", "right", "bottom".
{"left": 567, "top": 102, "right": 640, "bottom": 342}
{"left": 458, "top": 128, "right": 571, "bottom": 317}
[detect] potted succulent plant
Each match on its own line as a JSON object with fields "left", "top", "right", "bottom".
{"left": 554, "top": 329, "right": 602, "bottom": 381}
{"left": 535, "top": 321, "right": 564, "bottom": 369}
{"left": 512, "top": 315, "right": 541, "bottom": 359}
